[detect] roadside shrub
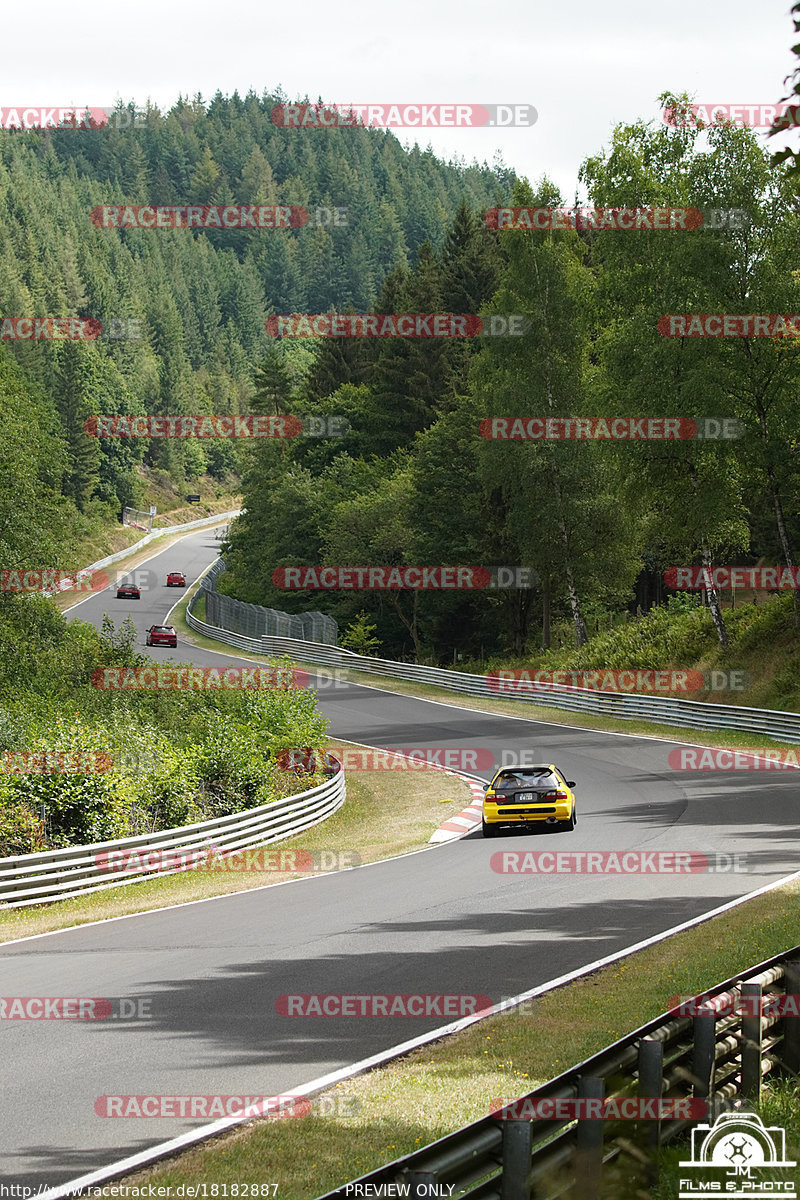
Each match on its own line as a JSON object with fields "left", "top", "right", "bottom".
{"left": 0, "top": 798, "right": 46, "bottom": 857}
{"left": 0, "top": 716, "right": 132, "bottom": 847}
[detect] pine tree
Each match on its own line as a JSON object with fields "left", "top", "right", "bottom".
{"left": 250, "top": 348, "right": 294, "bottom": 415}
{"left": 51, "top": 341, "right": 100, "bottom": 511}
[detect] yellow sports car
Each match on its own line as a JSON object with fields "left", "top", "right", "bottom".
{"left": 482, "top": 763, "right": 577, "bottom": 837}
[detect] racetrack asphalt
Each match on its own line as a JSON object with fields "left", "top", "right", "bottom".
{"left": 2, "top": 525, "right": 799, "bottom": 1187}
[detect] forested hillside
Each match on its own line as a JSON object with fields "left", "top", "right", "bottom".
{"left": 0, "top": 90, "right": 511, "bottom": 568}
{"left": 3, "top": 87, "right": 799, "bottom": 670}
{"left": 220, "top": 93, "right": 800, "bottom": 664}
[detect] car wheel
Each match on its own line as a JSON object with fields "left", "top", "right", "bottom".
{"left": 561, "top": 808, "right": 576, "bottom": 831}
{"left": 482, "top": 819, "right": 500, "bottom": 838}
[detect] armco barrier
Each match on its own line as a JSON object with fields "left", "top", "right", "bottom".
{"left": 188, "top": 564, "right": 800, "bottom": 745}
{"left": 320, "top": 946, "right": 800, "bottom": 1199}
{"left": 54, "top": 508, "right": 240, "bottom": 591}
{"left": 0, "top": 760, "right": 344, "bottom": 908}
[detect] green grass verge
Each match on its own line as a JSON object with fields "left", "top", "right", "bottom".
{"left": 0, "top": 740, "right": 472, "bottom": 944}
{"left": 458, "top": 592, "right": 800, "bottom": 714}
{"left": 100, "top": 875, "right": 800, "bottom": 1197}
{"left": 174, "top": 601, "right": 800, "bottom": 755}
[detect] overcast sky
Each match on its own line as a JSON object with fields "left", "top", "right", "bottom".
{"left": 4, "top": 0, "right": 797, "bottom": 198}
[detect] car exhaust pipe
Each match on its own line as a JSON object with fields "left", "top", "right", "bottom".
{"left": 546, "top": 816, "right": 559, "bottom": 824}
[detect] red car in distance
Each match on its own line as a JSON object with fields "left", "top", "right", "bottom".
{"left": 166, "top": 572, "right": 186, "bottom": 587}
{"left": 146, "top": 625, "right": 178, "bottom": 648}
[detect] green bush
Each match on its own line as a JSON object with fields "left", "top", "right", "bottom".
{"left": 0, "top": 600, "right": 332, "bottom": 851}
{"left": 0, "top": 716, "right": 132, "bottom": 847}
{"left": 340, "top": 612, "right": 381, "bottom": 656}
{"left": 0, "top": 799, "right": 46, "bottom": 857}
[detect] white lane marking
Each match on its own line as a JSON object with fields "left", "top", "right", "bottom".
{"left": 62, "top": 524, "right": 231, "bottom": 613}
{"left": 177, "top": 627, "right": 796, "bottom": 762}
{"left": 294, "top": 662, "right": 798, "bottom": 757}
{"left": 164, "top": 560, "right": 218, "bottom": 624}
{"left": 0, "top": 740, "right": 480, "bottom": 948}
{"left": 39, "top": 864, "right": 800, "bottom": 1198}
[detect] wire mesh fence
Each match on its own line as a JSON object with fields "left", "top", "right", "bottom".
{"left": 201, "top": 561, "right": 338, "bottom": 645}
{"left": 121, "top": 506, "right": 155, "bottom": 532}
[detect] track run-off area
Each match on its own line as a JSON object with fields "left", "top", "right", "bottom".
{"left": 2, "top": 522, "right": 799, "bottom": 1188}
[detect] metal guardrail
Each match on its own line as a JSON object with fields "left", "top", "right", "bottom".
{"left": 54, "top": 509, "right": 240, "bottom": 592}
{"left": 198, "top": 560, "right": 337, "bottom": 644}
{"left": 187, "top": 567, "right": 800, "bottom": 745}
{"left": 0, "top": 760, "right": 345, "bottom": 908}
{"left": 319, "top": 947, "right": 800, "bottom": 1200}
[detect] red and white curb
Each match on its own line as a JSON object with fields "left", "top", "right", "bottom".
{"left": 319, "top": 740, "right": 484, "bottom": 844}
{"left": 429, "top": 778, "right": 484, "bottom": 842}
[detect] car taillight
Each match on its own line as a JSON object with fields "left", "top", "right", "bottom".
{"left": 545, "top": 790, "right": 568, "bottom": 800}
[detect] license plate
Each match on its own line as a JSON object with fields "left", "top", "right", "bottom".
{"left": 517, "top": 792, "right": 534, "bottom": 801}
